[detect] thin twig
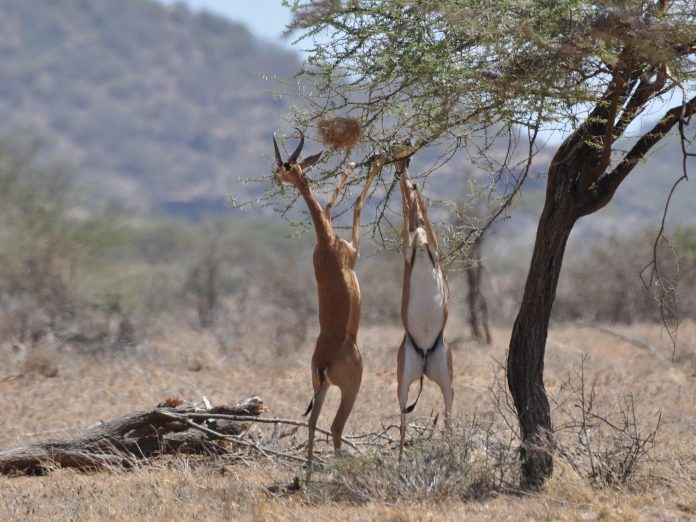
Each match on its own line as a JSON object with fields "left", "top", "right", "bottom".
{"left": 160, "top": 413, "right": 309, "bottom": 464}
{"left": 179, "top": 413, "right": 361, "bottom": 452}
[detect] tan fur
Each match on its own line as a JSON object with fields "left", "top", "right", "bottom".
{"left": 275, "top": 150, "right": 386, "bottom": 473}
{"left": 395, "top": 162, "right": 454, "bottom": 461}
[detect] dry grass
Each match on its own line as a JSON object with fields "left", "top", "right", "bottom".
{"left": 1, "top": 317, "right": 695, "bottom": 520}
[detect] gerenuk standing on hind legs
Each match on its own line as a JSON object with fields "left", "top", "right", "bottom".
{"left": 273, "top": 127, "right": 386, "bottom": 477}
{"left": 395, "top": 154, "right": 454, "bottom": 461}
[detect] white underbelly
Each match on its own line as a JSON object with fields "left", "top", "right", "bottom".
{"left": 407, "top": 250, "right": 445, "bottom": 350}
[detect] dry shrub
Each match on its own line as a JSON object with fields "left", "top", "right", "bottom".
{"left": 248, "top": 248, "right": 316, "bottom": 355}
{"left": 552, "top": 358, "right": 661, "bottom": 487}
{"left": 554, "top": 235, "right": 658, "bottom": 323}
{"left": 305, "top": 419, "right": 518, "bottom": 504}
{"left": 206, "top": 243, "right": 315, "bottom": 358}
{"left": 185, "top": 350, "right": 206, "bottom": 372}
{"left": 472, "top": 239, "right": 528, "bottom": 326}
{"left": 20, "top": 338, "right": 59, "bottom": 378}
{"left": 487, "top": 362, "right": 661, "bottom": 493}
{"left": 554, "top": 229, "right": 696, "bottom": 325}
{"left": 317, "top": 117, "right": 363, "bottom": 151}
{"left": 0, "top": 140, "right": 143, "bottom": 354}
{"left": 485, "top": 228, "right": 696, "bottom": 327}
{"left": 670, "top": 456, "right": 696, "bottom": 515}
{"left": 672, "top": 331, "right": 696, "bottom": 375}
{"left": 543, "top": 459, "right": 595, "bottom": 505}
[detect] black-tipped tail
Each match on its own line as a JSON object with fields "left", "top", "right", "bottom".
{"left": 303, "top": 397, "right": 314, "bottom": 417}
{"left": 304, "top": 367, "right": 328, "bottom": 417}
{"left": 402, "top": 375, "right": 424, "bottom": 415}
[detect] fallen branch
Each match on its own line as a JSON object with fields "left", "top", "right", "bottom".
{"left": 180, "top": 413, "right": 361, "bottom": 453}
{"left": 0, "top": 396, "right": 265, "bottom": 476}
{"left": 169, "top": 414, "right": 310, "bottom": 464}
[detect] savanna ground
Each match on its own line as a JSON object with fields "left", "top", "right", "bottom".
{"left": 2, "top": 310, "right": 695, "bottom": 521}
{"left": 1, "top": 160, "right": 695, "bottom": 519}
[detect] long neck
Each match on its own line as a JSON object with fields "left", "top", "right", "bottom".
{"left": 293, "top": 176, "right": 334, "bottom": 246}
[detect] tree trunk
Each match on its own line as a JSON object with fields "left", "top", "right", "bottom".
{"left": 507, "top": 184, "right": 578, "bottom": 489}
{"left": 466, "top": 240, "right": 492, "bottom": 344}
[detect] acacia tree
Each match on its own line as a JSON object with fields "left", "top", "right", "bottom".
{"left": 285, "top": 0, "right": 696, "bottom": 488}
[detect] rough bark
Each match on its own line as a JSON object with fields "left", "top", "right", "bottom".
{"left": 0, "top": 397, "right": 264, "bottom": 476}
{"left": 507, "top": 156, "right": 580, "bottom": 488}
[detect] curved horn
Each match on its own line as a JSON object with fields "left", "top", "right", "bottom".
{"left": 288, "top": 127, "right": 304, "bottom": 163}
{"left": 272, "top": 134, "right": 283, "bottom": 167}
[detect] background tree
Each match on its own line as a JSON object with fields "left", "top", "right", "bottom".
{"left": 286, "top": 0, "right": 696, "bottom": 488}
{"left": 0, "top": 137, "right": 135, "bottom": 350}
{"left": 465, "top": 238, "right": 492, "bottom": 345}
{"left": 447, "top": 199, "right": 494, "bottom": 344}
{"left": 185, "top": 221, "right": 222, "bottom": 329}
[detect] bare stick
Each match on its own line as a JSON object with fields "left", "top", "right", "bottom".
{"left": 177, "top": 413, "right": 361, "bottom": 452}
{"left": 161, "top": 414, "right": 309, "bottom": 464}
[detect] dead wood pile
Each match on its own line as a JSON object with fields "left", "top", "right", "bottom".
{"left": 0, "top": 396, "right": 265, "bottom": 475}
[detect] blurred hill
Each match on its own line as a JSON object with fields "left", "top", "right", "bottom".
{"left": 0, "top": 0, "right": 297, "bottom": 215}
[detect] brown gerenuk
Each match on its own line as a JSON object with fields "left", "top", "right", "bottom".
{"left": 273, "top": 130, "right": 386, "bottom": 475}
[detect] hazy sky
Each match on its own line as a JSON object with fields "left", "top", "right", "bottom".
{"left": 156, "top": 1, "right": 293, "bottom": 45}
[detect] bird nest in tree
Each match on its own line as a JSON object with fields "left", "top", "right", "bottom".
{"left": 317, "top": 117, "right": 363, "bottom": 151}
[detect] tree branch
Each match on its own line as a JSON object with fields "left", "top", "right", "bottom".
{"left": 581, "top": 94, "right": 696, "bottom": 215}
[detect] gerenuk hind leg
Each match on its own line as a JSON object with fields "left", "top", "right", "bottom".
{"left": 305, "top": 372, "right": 329, "bottom": 478}
{"left": 424, "top": 337, "right": 454, "bottom": 425}
{"left": 397, "top": 335, "right": 427, "bottom": 461}
{"left": 326, "top": 339, "right": 363, "bottom": 453}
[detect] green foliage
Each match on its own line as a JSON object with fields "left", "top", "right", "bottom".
{"left": 288, "top": 0, "right": 696, "bottom": 155}
{"left": 284, "top": 0, "right": 696, "bottom": 267}
{"left": 84, "top": 216, "right": 295, "bottom": 320}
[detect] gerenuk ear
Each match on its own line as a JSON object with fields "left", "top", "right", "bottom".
{"left": 300, "top": 152, "right": 323, "bottom": 171}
